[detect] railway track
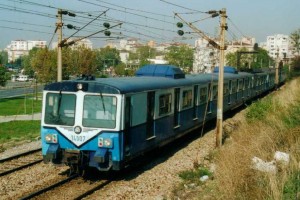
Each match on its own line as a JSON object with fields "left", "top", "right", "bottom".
{"left": 0, "top": 148, "right": 43, "bottom": 177}
{"left": 20, "top": 173, "right": 112, "bottom": 200}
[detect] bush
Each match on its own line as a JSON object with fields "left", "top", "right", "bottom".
{"left": 246, "top": 96, "right": 274, "bottom": 122}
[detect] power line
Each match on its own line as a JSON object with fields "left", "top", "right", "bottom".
{"left": 228, "top": 17, "right": 246, "bottom": 38}
{"left": 65, "top": 9, "right": 109, "bottom": 41}
{"left": 0, "top": 4, "right": 55, "bottom": 19}
{"left": 94, "top": 0, "right": 173, "bottom": 18}
{"left": 76, "top": 0, "right": 174, "bottom": 25}
{"left": 159, "top": 0, "right": 206, "bottom": 13}
{"left": 0, "top": 19, "right": 54, "bottom": 29}
{"left": 5, "top": 0, "right": 175, "bottom": 42}
{"left": 0, "top": 25, "right": 53, "bottom": 35}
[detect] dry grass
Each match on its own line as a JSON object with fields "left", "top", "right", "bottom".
{"left": 213, "top": 78, "right": 300, "bottom": 200}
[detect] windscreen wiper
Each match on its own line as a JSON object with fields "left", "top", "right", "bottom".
{"left": 99, "top": 92, "right": 106, "bottom": 113}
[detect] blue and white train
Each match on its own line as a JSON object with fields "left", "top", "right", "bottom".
{"left": 41, "top": 64, "right": 285, "bottom": 172}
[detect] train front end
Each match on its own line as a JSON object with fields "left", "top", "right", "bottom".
{"left": 41, "top": 81, "right": 124, "bottom": 172}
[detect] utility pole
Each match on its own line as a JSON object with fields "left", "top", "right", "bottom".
{"left": 215, "top": 8, "right": 227, "bottom": 147}
{"left": 175, "top": 8, "right": 227, "bottom": 147}
{"left": 275, "top": 48, "right": 280, "bottom": 85}
{"left": 56, "top": 9, "right": 63, "bottom": 82}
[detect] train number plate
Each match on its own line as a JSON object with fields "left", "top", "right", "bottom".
{"left": 71, "top": 135, "right": 86, "bottom": 142}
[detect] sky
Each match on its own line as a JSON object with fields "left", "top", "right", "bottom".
{"left": 0, "top": 0, "right": 299, "bottom": 50}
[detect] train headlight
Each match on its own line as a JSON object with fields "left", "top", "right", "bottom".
{"left": 45, "top": 134, "right": 58, "bottom": 144}
{"left": 45, "top": 134, "right": 52, "bottom": 143}
{"left": 77, "top": 83, "right": 83, "bottom": 90}
{"left": 98, "top": 137, "right": 113, "bottom": 148}
{"left": 104, "top": 138, "right": 112, "bottom": 148}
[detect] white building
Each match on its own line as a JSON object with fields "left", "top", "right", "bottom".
{"left": 265, "top": 34, "right": 293, "bottom": 59}
{"left": 193, "top": 37, "right": 256, "bottom": 73}
{"left": 226, "top": 37, "right": 255, "bottom": 54}
{"left": 119, "top": 38, "right": 142, "bottom": 52}
{"left": 6, "top": 40, "right": 47, "bottom": 62}
{"left": 193, "top": 38, "right": 219, "bottom": 73}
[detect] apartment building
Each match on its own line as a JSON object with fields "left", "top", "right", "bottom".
{"left": 265, "top": 34, "right": 293, "bottom": 59}
{"left": 6, "top": 40, "right": 47, "bottom": 62}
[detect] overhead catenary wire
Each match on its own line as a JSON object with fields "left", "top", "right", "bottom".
{"left": 2, "top": 0, "right": 181, "bottom": 43}
{"left": 76, "top": 0, "right": 175, "bottom": 25}
{"left": 95, "top": 0, "right": 173, "bottom": 19}
{"left": 64, "top": 9, "right": 110, "bottom": 42}
{"left": 0, "top": 25, "right": 53, "bottom": 35}
{"left": 0, "top": 0, "right": 205, "bottom": 46}
{"left": 227, "top": 17, "right": 247, "bottom": 38}
{"left": 159, "top": 0, "right": 206, "bottom": 13}
{"left": 0, "top": 19, "right": 54, "bottom": 29}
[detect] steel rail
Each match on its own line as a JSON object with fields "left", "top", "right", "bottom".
{"left": 73, "top": 180, "right": 112, "bottom": 200}
{"left": 20, "top": 174, "right": 79, "bottom": 200}
{"left": 0, "top": 159, "right": 43, "bottom": 177}
{"left": 0, "top": 148, "right": 42, "bottom": 163}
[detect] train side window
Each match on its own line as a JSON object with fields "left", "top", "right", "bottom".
{"left": 224, "top": 83, "right": 229, "bottom": 96}
{"left": 159, "top": 93, "right": 172, "bottom": 116}
{"left": 212, "top": 85, "right": 218, "bottom": 100}
{"left": 182, "top": 90, "right": 193, "bottom": 109}
{"left": 238, "top": 79, "right": 243, "bottom": 92}
{"left": 245, "top": 78, "right": 249, "bottom": 89}
{"left": 199, "top": 87, "right": 207, "bottom": 104}
{"left": 231, "top": 80, "right": 237, "bottom": 93}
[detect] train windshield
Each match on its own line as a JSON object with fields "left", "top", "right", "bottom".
{"left": 44, "top": 93, "right": 76, "bottom": 126}
{"left": 83, "top": 95, "right": 117, "bottom": 129}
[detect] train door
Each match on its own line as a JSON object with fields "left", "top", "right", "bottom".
{"left": 228, "top": 80, "right": 232, "bottom": 104}
{"left": 208, "top": 83, "right": 212, "bottom": 113}
{"left": 124, "top": 96, "right": 131, "bottom": 156}
{"left": 174, "top": 88, "right": 180, "bottom": 128}
{"left": 193, "top": 85, "right": 198, "bottom": 119}
{"left": 146, "top": 91, "right": 155, "bottom": 139}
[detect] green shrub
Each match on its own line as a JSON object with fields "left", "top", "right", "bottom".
{"left": 283, "top": 171, "right": 300, "bottom": 199}
{"left": 246, "top": 96, "right": 273, "bottom": 122}
{"left": 179, "top": 167, "right": 212, "bottom": 184}
{"left": 282, "top": 104, "right": 300, "bottom": 128}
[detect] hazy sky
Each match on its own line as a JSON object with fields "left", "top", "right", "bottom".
{"left": 0, "top": 0, "right": 299, "bottom": 49}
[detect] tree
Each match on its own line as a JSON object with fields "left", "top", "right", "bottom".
{"left": 22, "top": 47, "right": 39, "bottom": 77}
{"left": 250, "top": 48, "right": 273, "bottom": 69}
{"left": 291, "top": 56, "right": 300, "bottom": 72}
{"left": 225, "top": 47, "right": 273, "bottom": 70}
{"left": 127, "top": 46, "right": 156, "bottom": 69}
{"left": 31, "top": 48, "right": 57, "bottom": 83}
{"left": 95, "top": 47, "right": 120, "bottom": 74}
{"left": 290, "top": 29, "right": 300, "bottom": 56}
{"left": 0, "top": 51, "right": 8, "bottom": 66}
{"left": 165, "top": 45, "right": 193, "bottom": 72}
{"left": 0, "top": 66, "right": 7, "bottom": 86}
{"left": 68, "top": 46, "right": 97, "bottom": 76}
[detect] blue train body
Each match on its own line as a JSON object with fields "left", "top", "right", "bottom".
{"left": 41, "top": 64, "right": 285, "bottom": 172}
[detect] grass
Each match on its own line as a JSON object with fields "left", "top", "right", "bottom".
{"left": 246, "top": 96, "right": 275, "bottom": 122}
{"left": 214, "top": 78, "right": 300, "bottom": 199}
{"left": 179, "top": 166, "right": 213, "bottom": 184}
{"left": 0, "top": 120, "right": 41, "bottom": 152}
{"left": 0, "top": 94, "right": 42, "bottom": 116}
{"left": 172, "top": 78, "right": 300, "bottom": 199}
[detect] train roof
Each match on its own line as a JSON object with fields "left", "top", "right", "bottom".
{"left": 44, "top": 72, "right": 255, "bottom": 94}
